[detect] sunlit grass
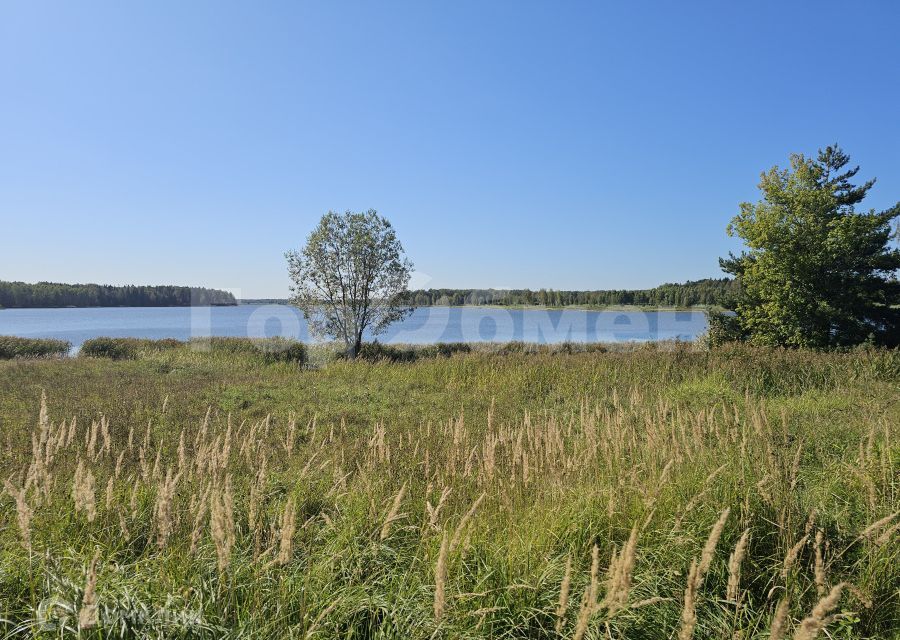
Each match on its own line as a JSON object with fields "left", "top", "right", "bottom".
{"left": 0, "top": 343, "right": 897, "bottom": 638}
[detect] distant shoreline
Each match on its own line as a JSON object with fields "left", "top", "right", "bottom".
{"left": 0, "top": 303, "right": 237, "bottom": 310}
{"left": 238, "top": 301, "right": 721, "bottom": 312}
{"left": 2, "top": 303, "right": 719, "bottom": 313}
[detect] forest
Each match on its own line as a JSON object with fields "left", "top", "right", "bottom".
{"left": 406, "top": 278, "right": 738, "bottom": 308}
{"left": 0, "top": 281, "right": 237, "bottom": 308}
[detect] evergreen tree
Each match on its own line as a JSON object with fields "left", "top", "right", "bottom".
{"left": 720, "top": 145, "right": 900, "bottom": 347}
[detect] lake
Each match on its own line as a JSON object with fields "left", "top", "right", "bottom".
{"left": 0, "top": 305, "right": 709, "bottom": 349}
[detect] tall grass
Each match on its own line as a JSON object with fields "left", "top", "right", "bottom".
{"left": 0, "top": 344, "right": 897, "bottom": 638}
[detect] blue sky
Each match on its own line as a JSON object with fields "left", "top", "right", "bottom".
{"left": 2, "top": 1, "right": 898, "bottom": 298}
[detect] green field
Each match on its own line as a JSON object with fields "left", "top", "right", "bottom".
{"left": 0, "top": 343, "right": 898, "bottom": 638}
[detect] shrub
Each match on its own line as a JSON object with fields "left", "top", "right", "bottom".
{"left": 355, "top": 341, "right": 417, "bottom": 363}
{"left": 0, "top": 335, "right": 71, "bottom": 359}
{"left": 198, "top": 337, "right": 307, "bottom": 365}
{"left": 79, "top": 337, "right": 140, "bottom": 360}
{"left": 351, "top": 341, "right": 472, "bottom": 363}
{"left": 704, "top": 310, "right": 746, "bottom": 347}
{"left": 259, "top": 339, "right": 307, "bottom": 365}
{"left": 431, "top": 342, "right": 473, "bottom": 358}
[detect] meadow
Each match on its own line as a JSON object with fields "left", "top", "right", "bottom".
{"left": 0, "top": 340, "right": 897, "bottom": 638}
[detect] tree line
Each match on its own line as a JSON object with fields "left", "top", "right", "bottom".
{"left": 0, "top": 281, "right": 237, "bottom": 308}
{"left": 405, "top": 278, "right": 738, "bottom": 308}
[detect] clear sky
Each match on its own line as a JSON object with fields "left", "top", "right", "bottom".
{"left": 2, "top": 1, "right": 898, "bottom": 298}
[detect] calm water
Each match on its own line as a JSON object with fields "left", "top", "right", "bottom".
{"left": 0, "top": 305, "right": 708, "bottom": 349}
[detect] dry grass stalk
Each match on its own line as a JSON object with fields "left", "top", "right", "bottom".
{"left": 426, "top": 486, "right": 452, "bottom": 531}
{"left": 114, "top": 450, "right": 126, "bottom": 479}
{"left": 210, "top": 482, "right": 235, "bottom": 572}
{"left": 277, "top": 496, "right": 297, "bottom": 565}
{"left": 769, "top": 597, "right": 791, "bottom": 640}
{"left": 284, "top": 416, "right": 297, "bottom": 456}
{"left": 698, "top": 507, "right": 730, "bottom": 577}
{"left": 781, "top": 535, "right": 809, "bottom": 578}
{"left": 789, "top": 440, "right": 803, "bottom": 491}
{"left": 573, "top": 545, "right": 600, "bottom": 640}
{"left": 189, "top": 487, "right": 210, "bottom": 554}
{"left": 87, "top": 420, "right": 98, "bottom": 460}
{"left": 72, "top": 458, "right": 97, "bottom": 522}
{"left": 154, "top": 467, "right": 179, "bottom": 549}
{"left": 118, "top": 510, "right": 130, "bottom": 541}
{"left": 177, "top": 429, "right": 187, "bottom": 473}
{"left": 129, "top": 477, "right": 140, "bottom": 520}
{"left": 792, "top": 583, "right": 844, "bottom": 640}
{"left": 603, "top": 524, "right": 639, "bottom": 615}
{"left": 555, "top": 556, "right": 572, "bottom": 633}
{"left": 380, "top": 482, "right": 407, "bottom": 541}
{"left": 677, "top": 508, "right": 729, "bottom": 640}
{"left": 859, "top": 511, "right": 898, "bottom": 539}
{"left": 813, "top": 530, "right": 827, "bottom": 596}
{"left": 66, "top": 416, "right": 78, "bottom": 448}
{"left": 678, "top": 559, "right": 700, "bottom": 640}
{"left": 4, "top": 479, "right": 33, "bottom": 551}
{"left": 99, "top": 415, "right": 111, "bottom": 458}
{"left": 434, "top": 531, "right": 449, "bottom": 623}
{"left": 450, "top": 492, "right": 486, "bottom": 552}
{"left": 630, "top": 596, "right": 668, "bottom": 609}
{"left": 151, "top": 446, "right": 162, "bottom": 480}
{"left": 78, "top": 549, "right": 101, "bottom": 629}
{"left": 105, "top": 477, "right": 114, "bottom": 510}
{"left": 875, "top": 520, "right": 900, "bottom": 547}
{"left": 726, "top": 528, "right": 750, "bottom": 602}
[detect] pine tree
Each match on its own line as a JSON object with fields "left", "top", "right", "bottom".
{"left": 720, "top": 145, "right": 900, "bottom": 347}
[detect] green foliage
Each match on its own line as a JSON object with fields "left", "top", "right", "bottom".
{"left": 0, "top": 281, "right": 236, "bottom": 308}
{"left": 0, "top": 336, "right": 71, "bottom": 359}
{"left": 703, "top": 310, "right": 746, "bottom": 347}
{"left": 286, "top": 209, "right": 413, "bottom": 357}
{"left": 721, "top": 145, "right": 900, "bottom": 347}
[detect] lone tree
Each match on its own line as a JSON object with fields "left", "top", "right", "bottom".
{"left": 286, "top": 210, "right": 413, "bottom": 357}
{"left": 720, "top": 145, "right": 900, "bottom": 347}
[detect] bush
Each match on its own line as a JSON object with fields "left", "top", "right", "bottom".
{"left": 259, "top": 339, "right": 307, "bottom": 365}
{"left": 431, "top": 342, "right": 473, "bottom": 358}
{"left": 198, "top": 337, "right": 308, "bottom": 365}
{"left": 704, "top": 310, "right": 746, "bottom": 347}
{"left": 354, "top": 341, "right": 417, "bottom": 363}
{"left": 0, "top": 336, "right": 71, "bottom": 359}
{"left": 79, "top": 337, "right": 141, "bottom": 360}
{"left": 351, "top": 341, "right": 472, "bottom": 363}
{"left": 78, "top": 337, "right": 183, "bottom": 359}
